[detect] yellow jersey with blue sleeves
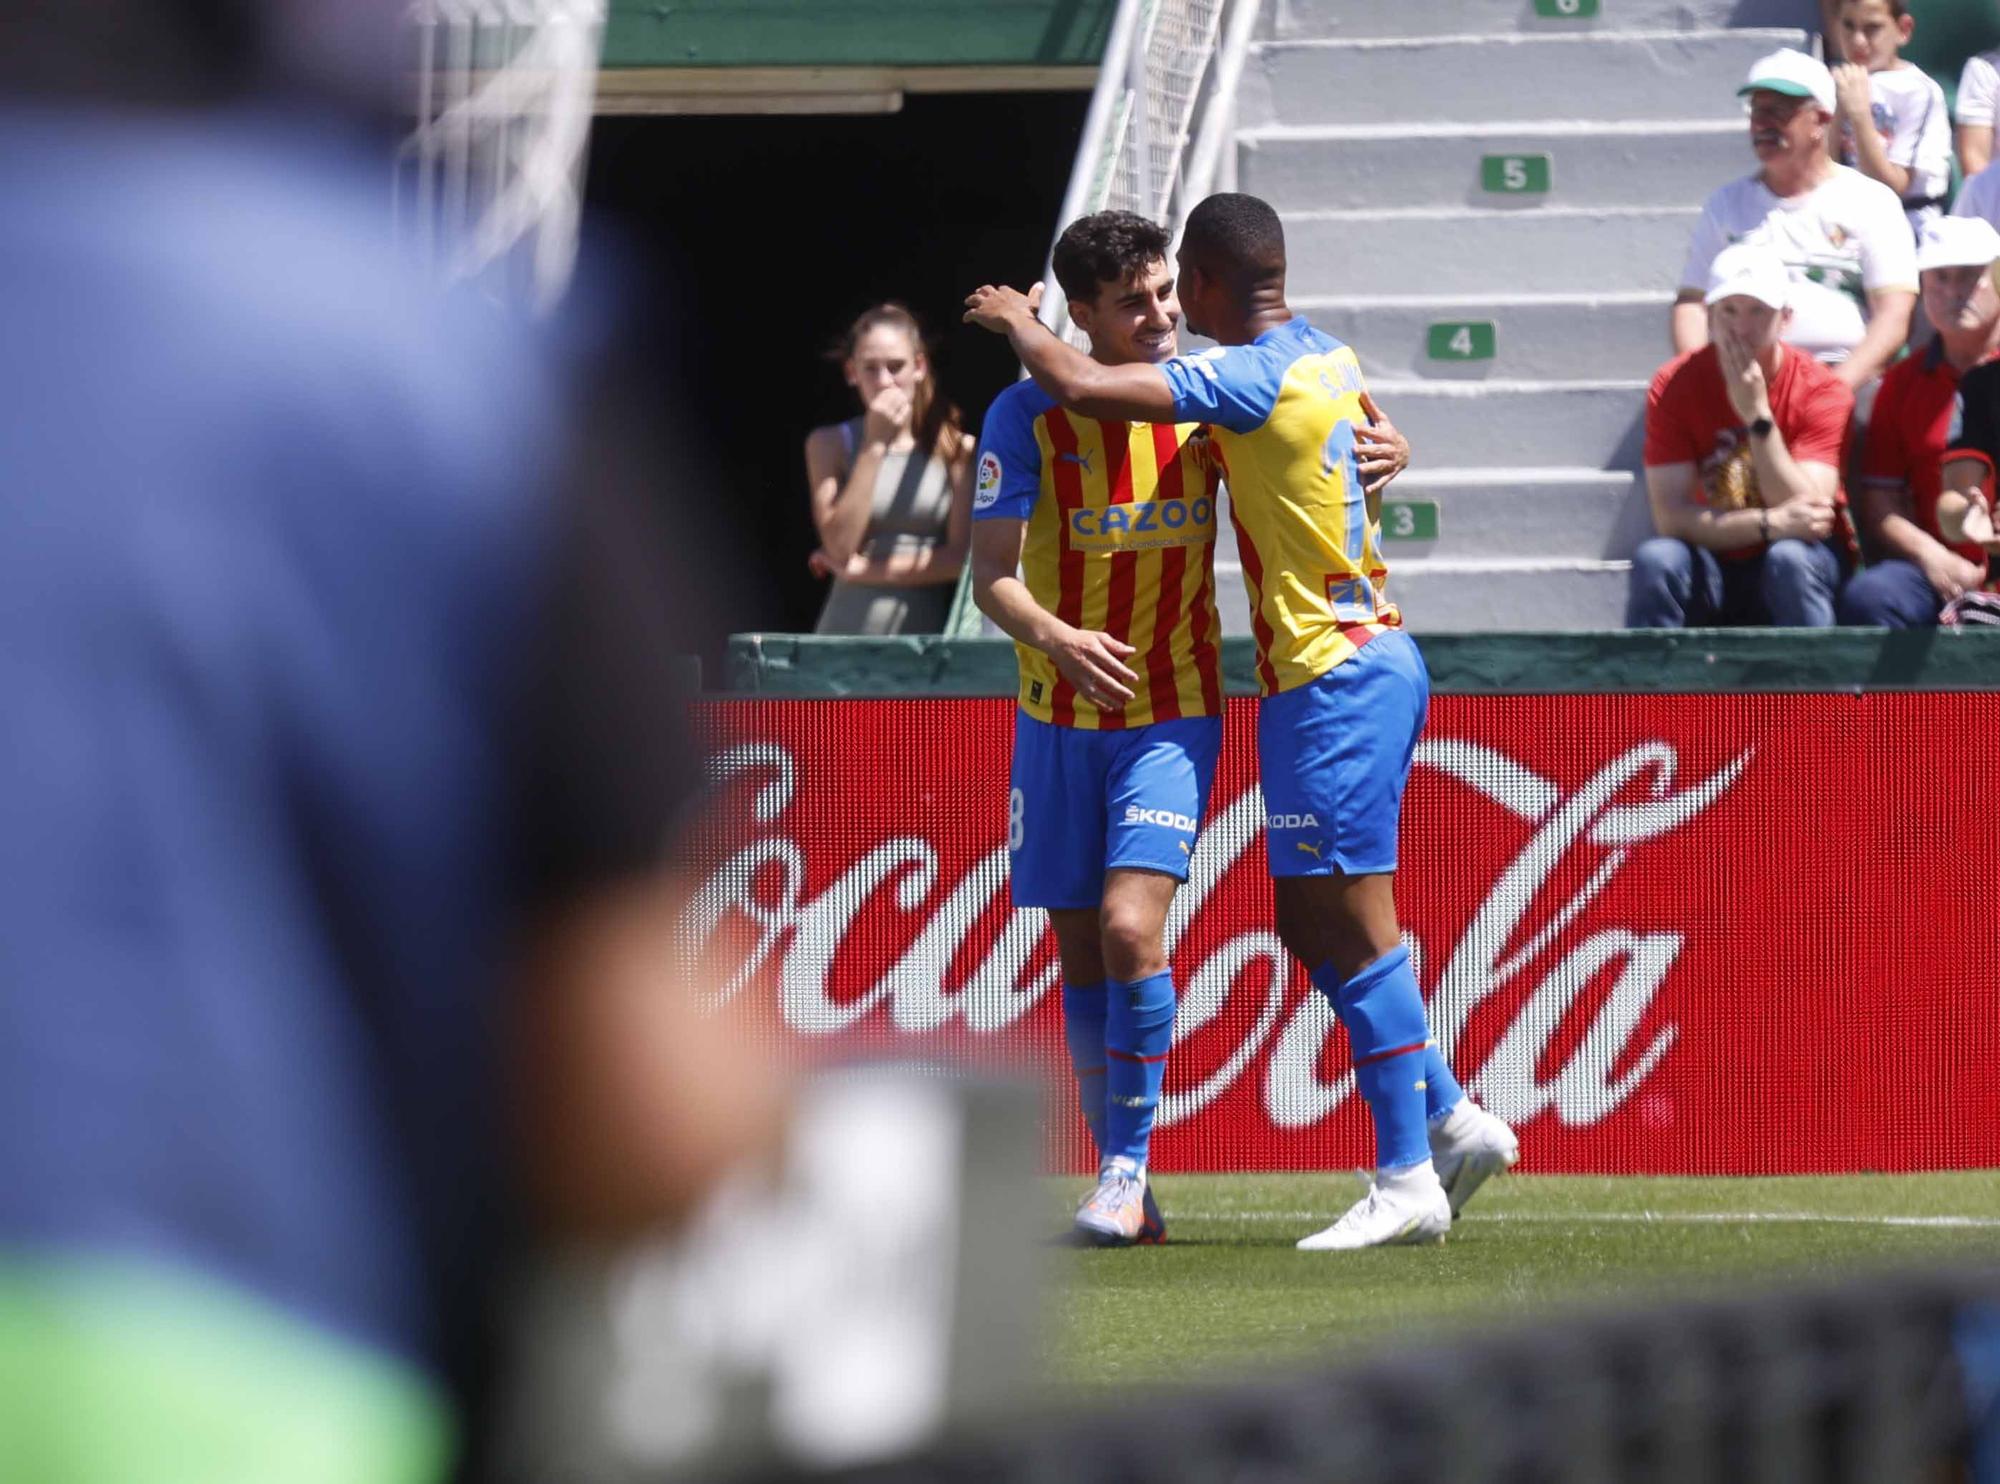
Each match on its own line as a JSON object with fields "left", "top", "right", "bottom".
{"left": 973, "top": 379, "right": 1223, "bottom": 729}
{"left": 1159, "top": 318, "right": 1399, "bottom": 696}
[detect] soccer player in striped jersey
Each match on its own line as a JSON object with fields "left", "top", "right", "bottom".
{"left": 970, "top": 211, "right": 1225, "bottom": 1245}
{"left": 967, "top": 194, "right": 1520, "bottom": 1251}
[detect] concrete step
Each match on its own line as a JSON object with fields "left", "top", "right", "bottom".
{"left": 1286, "top": 206, "right": 1697, "bottom": 298}
{"left": 1368, "top": 378, "right": 1647, "bottom": 468}
{"left": 1203, "top": 467, "right": 1645, "bottom": 567}
{"left": 1388, "top": 558, "right": 1634, "bottom": 632}
{"left": 1265, "top": 0, "right": 1815, "bottom": 41}
{"left": 1239, "top": 119, "right": 1749, "bottom": 212}
{"left": 1371, "top": 467, "right": 1654, "bottom": 560}
{"left": 1241, "top": 29, "right": 1802, "bottom": 127}
{"left": 1295, "top": 293, "right": 1670, "bottom": 382}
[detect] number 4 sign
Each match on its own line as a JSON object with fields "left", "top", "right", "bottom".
{"left": 1428, "top": 322, "right": 1496, "bottom": 361}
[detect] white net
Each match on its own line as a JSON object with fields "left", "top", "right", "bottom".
{"left": 1046, "top": 0, "right": 1226, "bottom": 348}
{"left": 398, "top": 0, "right": 608, "bottom": 313}
{"left": 1102, "top": 0, "right": 1225, "bottom": 223}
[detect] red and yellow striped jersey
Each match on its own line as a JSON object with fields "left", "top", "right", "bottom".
{"left": 1159, "top": 318, "right": 1399, "bottom": 696}
{"left": 973, "top": 380, "right": 1223, "bottom": 729}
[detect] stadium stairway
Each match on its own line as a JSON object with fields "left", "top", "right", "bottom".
{"left": 1206, "top": 0, "right": 1818, "bottom": 632}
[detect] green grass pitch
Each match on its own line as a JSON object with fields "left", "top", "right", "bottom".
{"left": 1047, "top": 1170, "right": 2000, "bottom": 1388}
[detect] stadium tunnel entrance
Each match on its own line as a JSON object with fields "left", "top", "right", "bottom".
{"left": 583, "top": 93, "right": 1090, "bottom": 643}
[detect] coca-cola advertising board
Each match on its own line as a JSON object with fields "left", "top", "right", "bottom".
{"left": 687, "top": 695, "right": 2000, "bottom": 1175}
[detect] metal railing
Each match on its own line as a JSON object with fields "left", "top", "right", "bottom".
{"left": 947, "top": 0, "right": 1260, "bottom": 639}
{"left": 1034, "top": 0, "right": 1261, "bottom": 347}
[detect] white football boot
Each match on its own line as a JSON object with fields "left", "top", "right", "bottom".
{"left": 1074, "top": 1156, "right": 1151, "bottom": 1246}
{"left": 1428, "top": 1100, "right": 1520, "bottom": 1217}
{"left": 1296, "top": 1167, "right": 1451, "bottom": 1251}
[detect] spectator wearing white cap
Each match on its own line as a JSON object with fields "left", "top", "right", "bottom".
{"left": 1840, "top": 216, "right": 2000, "bottom": 625}
{"left": 1630, "top": 242, "right": 1855, "bottom": 629}
{"left": 1671, "top": 48, "right": 1917, "bottom": 394}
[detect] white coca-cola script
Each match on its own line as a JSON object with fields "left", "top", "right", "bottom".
{"left": 685, "top": 738, "right": 1752, "bottom": 1131}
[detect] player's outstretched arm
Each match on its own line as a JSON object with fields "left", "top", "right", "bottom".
{"left": 971, "top": 517, "right": 1137, "bottom": 708}
{"left": 964, "top": 283, "right": 1178, "bottom": 424}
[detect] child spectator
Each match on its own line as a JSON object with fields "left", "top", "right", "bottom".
{"left": 1840, "top": 217, "right": 2000, "bottom": 626}
{"left": 803, "top": 304, "right": 975, "bottom": 635}
{"left": 1632, "top": 243, "right": 1855, "bottom": 629}
{"left": 1829, "top": 0, "right": 1952, "bottom": 237}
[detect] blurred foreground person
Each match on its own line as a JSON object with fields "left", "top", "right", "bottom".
{"left": 0, "top": 5, "right": 782, "bottom": 1480}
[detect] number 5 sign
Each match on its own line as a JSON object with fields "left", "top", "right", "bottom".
{"left": 1482, "top": 154, "right": 1551, "bottom": 194}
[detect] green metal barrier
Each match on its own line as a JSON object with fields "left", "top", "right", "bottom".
{"left": 725, "top": 630, "right": 2000, "bottom": 698}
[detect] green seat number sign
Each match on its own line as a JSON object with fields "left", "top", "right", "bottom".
{"left": 1380, "top": 499, "right": 1439, "bottom": 542}
{"left": 1481, "top": 153, "right": 1550, "bottom": 194}
{"left": 1428, "top": 321, "right": 1496, "bottom": 361}
{"left": 1534, "top": 0, "right": 1599, "bottom": 15}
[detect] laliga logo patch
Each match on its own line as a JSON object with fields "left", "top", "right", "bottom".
{"left": 974, "top": 450, "right": 1003, "bottom": 510}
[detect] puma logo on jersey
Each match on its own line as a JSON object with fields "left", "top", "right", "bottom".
{"left": 1295, "top": 841, "right": 1325, "bottom": 859}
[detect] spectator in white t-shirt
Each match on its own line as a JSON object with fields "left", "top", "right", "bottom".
{"left": 1956, "top": 44, "right": 2000, "bottom": 177}
{"left": 1829, "top": 0, "right": 1952, "bottom": 237}
{"left": 1671, "top": 48, "right": 1918, "bottom": 394}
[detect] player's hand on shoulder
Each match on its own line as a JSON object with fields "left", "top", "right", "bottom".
{"left": 963, "top": 282, "right": 1043, "bottom": 333}
{"left": 1355, "top": 391, "right": 1409, "bottom": 494}
{"left": 1050, "top": 625, "right": 1138, "bottom": 709}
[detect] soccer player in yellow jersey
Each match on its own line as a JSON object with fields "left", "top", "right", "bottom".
{"left": 970, "top": 211, "right": 1225, "bottom": 1245}
{"left": 968, "top": 194, "right": 1520, "bottom": 1251}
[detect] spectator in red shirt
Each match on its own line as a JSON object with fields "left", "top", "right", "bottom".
{"left": 1839, "top": 217, "right": 2000, "bottom": 625}
{"left": 1627, "top": 242, "right": 1855, "bottom": 628}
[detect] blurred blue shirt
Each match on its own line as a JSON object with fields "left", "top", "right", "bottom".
{"left": 0, "top": 107, "right": 561, "bottom": 1377}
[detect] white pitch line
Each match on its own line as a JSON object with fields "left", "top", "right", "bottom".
{"left": 1170, "top": 1210, "right": 2000, "bottom": 1230}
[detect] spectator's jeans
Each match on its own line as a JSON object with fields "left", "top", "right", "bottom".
{"left": 1624, "top": 536, "right": 1846, "bottom": 628}
{"left": 1835, "top": 558, "right": 1942, "bottom": 628}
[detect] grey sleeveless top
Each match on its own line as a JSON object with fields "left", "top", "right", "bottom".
{"left": 813, "top": 416, "right": 957, "bottom": 635}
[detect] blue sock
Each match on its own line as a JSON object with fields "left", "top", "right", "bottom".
{"left": 1423, "top": 1044, "right": 1466, "bottom": 1126}
{"left": 1061, "top": 980, "right": 1109, "bottom": 1159}
{"left": 1103, "top": 971, "right": 1176, "bottom": 1168}
{"left": 1310, "top": 945, "right": 1432, "bottom": 1170}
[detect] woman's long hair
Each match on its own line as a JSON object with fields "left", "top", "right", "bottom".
{"left": 835, "top": 303, "right": 964, "bottom": 463}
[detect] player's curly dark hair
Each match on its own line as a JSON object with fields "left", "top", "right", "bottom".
{"left": 1052, "top": 211, "right": 1173, "bottom": 304}
{"left": 1180, "top": 193, "right": 1287, "bottom": 300}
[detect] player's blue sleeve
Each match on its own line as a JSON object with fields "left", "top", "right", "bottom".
{"left": 1159, "top": 343, "right": 1286, "bottom": 433}
{"left": 972, "top": 383, "right": 1046, "bottom": 522}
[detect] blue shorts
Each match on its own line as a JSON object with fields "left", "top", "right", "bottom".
{"left": 1258, "top": 628, "right": 1428, "bottom": 878}
{"left": 1009, "top": 713, "right": 1224, "bottom": 910}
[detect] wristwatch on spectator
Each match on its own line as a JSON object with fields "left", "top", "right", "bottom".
{"left": 1748, "top": 416, "right": 1774, "bottom": 439}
